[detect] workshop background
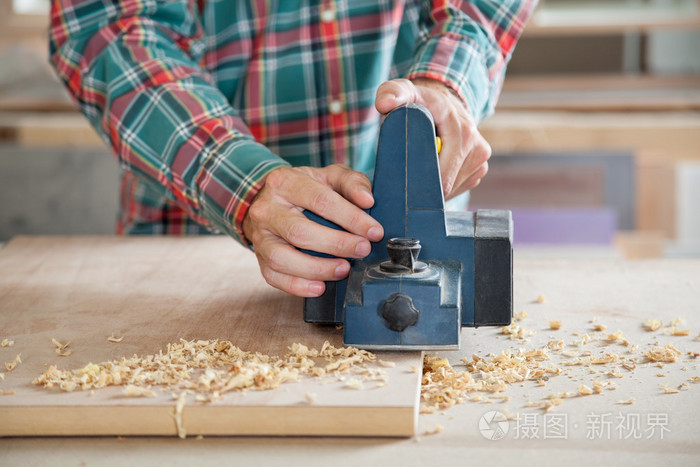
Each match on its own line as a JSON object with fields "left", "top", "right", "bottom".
{"left": 1, "top": 0, "right": 699, "bottom": 258}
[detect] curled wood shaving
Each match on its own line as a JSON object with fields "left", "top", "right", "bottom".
{"left": 570, "top": 334, "right": 592, "bottom": 347}
{"left": 514, "top": 311, "right": 528, "bottom": 322}
{"left": 377, "top": 360, "right": 395, "bottom": 368}
{"left": 643, "top": 319, "right": 663, "bottom": 332}
{"left": 578, "top": 384, "right": 593, "bottom": 396}
{"left": 502, "top": 323, "right": 535, "bottom": 340}
{"left": 52, "top": 338, "right": 70, "bottom": 350}
{"left": 617, "top": 398, "right": 635, "bottom": 405}
{"left": 344, "top": 378, "right": 363, "bottom": 390}
{"left": 668, "top": 328, "right": 690, "bottom": 336}
{"left": 690, "top": 376, "right": 700, "bottom": 383}
{"left": 1, "top": 339, "right": 14, "bottom": 347}
{"left": 173, "top": 392, "right": 186, "bottom": 439}
{"left": 0, "top": 373, "right": 4, "bottom": 381}
{"left": 662, "top": 384, "right": 679, "bottom": 394}
{"left": 549, "top": 320, "right": 562, "bottom": 331}
{"left": 55, "top": 349, "right": 72, "bottom": 357}
{"left": 305, "top": 392, "right": 317, "bottom": 404}
{"left": 670, "top": 317, "right": 685, "bottom": 327}
{"left": 592, "top": 324, "right": 607, "bottom": 332}
{"left": 1, "top": 390, "right": 15, "bottom": 395}
{"left": 123, "top": 385, "right": 157, "bottom": 398}
{"left": 605, "top": 331, "right": 630, "bottom": 346}
{"left": 547, "top": 340, "right": 564, "bottom": 351}
{"left": 423, "top": 424, "right": 444, "bottom": 436}
{"left": 5, "top": 353, "right": 21, "bottom": 371}
{"left": 108, "top": 335, "right": 124, "bottom": 343}
{"left": 645, "top": 344, "right": 682, "bottom": 363}
{"left": 536, "top": 295, "right": 546, "bottom": 303}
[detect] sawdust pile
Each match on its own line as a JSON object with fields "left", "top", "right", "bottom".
{"left": 420, "top": 349, "right": 560, "bottom": 414}
{"left": 419, "top": 315, "right": 699, "bottom": 415}
{"left": 33, "top": 340, "right": 386, "bottom": 401}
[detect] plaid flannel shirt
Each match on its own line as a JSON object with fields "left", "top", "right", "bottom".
{"left": 50, "top": 0, "right": 536, "bottom": 244}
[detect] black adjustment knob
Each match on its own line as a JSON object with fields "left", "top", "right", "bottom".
{"left": 380, "top": 238, "right": 427, "bottom": 273}
{"left": 380, "top": 293, "right": 419, "bottom": 332}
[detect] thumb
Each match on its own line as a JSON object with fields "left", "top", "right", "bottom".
{"left": 375, "top": 79, "right": 419, "bottom": 114}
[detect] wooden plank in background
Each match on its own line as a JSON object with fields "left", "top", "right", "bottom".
{"left": 0, "top": 236, "right": 422, "bottom": 437}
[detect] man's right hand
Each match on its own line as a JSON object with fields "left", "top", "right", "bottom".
{"left": 242, "top": 164, "right": 384, "bottom": 298}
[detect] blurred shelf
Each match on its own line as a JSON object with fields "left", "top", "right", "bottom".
{"left": 498, "top": 74, "right": 700, "bottom": 112}
{"left": 526, "top": 0, "right": 700, "bottom": 36}
{"left": 480, "top": 110, "right": 700, "bottom": 161}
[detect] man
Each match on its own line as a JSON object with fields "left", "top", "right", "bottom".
{"left": 50, "top": 1, "right": 536, "bottom": 297}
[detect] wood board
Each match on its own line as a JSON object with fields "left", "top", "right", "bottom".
{"left": 0, "top": 236, "right": 423, "bottom": 437}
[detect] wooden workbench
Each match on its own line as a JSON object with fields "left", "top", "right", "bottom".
{"left": 1, "top": 237, "right": 699, "bottom": 466}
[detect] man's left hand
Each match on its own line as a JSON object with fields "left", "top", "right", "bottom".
{"left": 375, "top": 78, "right": 491, "bottom": 200}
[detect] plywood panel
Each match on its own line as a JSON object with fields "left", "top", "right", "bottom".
{"left": 0, "top": 236, "right": 422, "bottom": 437}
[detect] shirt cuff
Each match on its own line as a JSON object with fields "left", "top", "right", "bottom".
{"left": 405, "top": 33, "right": 493, "bottom": 123}
{"left": 197, "top": 138, "right": 290, "bottom": 247}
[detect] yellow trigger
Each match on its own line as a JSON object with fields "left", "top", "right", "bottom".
{"left": 435, "top": 136, "right": 442, "bottom": 154}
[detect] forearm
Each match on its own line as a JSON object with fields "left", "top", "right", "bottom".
{"left": 49, "top": 0, "right": 288, "bottom": 244}
{"left": 406, "top": 0, "right": 538, "bottom": 122}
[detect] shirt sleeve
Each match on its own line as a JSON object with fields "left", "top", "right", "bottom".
{"left": 49, "top": 0, "right": 290, "bottom": 245}
{"left": 405, "top": 0, "right": 538, "bottom": 123}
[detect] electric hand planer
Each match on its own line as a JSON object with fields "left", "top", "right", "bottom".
{"left": 303, "top": 103, "right": 513, "bottom": 350}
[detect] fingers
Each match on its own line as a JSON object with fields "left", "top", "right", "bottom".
{"left": 243, "top": 164, "right": 384, "bottom": 297}
{"left": 289, "top": 166, "right": 383, "bottom": 242}
{"left": 375, "top": 79, "right": 418, "bottom": 114}
{"left": 254, "top": 234, "right": 351, "bottom": 297}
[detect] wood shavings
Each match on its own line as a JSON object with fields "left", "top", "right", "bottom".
{"left": 33, "top": 340, "right": 390, "bottom": 403}
{"left": 305, "top": 392, "right": 317, "bottom": 404}
{"left": 570, "top": 334, "right": 592, "bottom": 347}
{"left": 421, "top": 348, "right": 559, "bottom": 413}
{"left": 662, "top": 384, "right": 679, "bottom": 394}
{"left": 690, "top": 376, "right": 700, "bottom": 383}
{"left": 592, "top": 324, "right": 607, "bottom": 332}
{"left": 1, "top": 339, "right": 14, "bottom": 347}
{"left": 514, "top": 311, "right": 528, "bottom": 322}
{"left": 377, "top": 360, "right": 395, "bottom": 368}
{"left": 617, "top": 398, "right": 635, "bottom": 405}
{"left": 423, "top": 424, "right": 444, "bottom": 436}
{"left": 344, "top": 378, "right": 364, "bottom": 390}
{"left": 5, "top": 353, "right": 21, "bottom": 371}
{"left": 643, "top": 319, "right": 663, "bottom": 332}
{"left": 670, "top": 317, "right": 685, "bottom": 327}
{"left": 678, "top": 382, "right": 690, "bottom": 391}
{"left": 0, "top": 390, "right": 15, "bottom": 395}
{"left": 605, "top": 330, "right": 630, "bottom": 346}
{"left": 645, "top": 344, "right": 682, "bottom": 363}
{"left": 668, "top": 328, "right": 690, "bottom": 336}
{"left": 536, "top": 295, "right": 546, "bottom": 303}
{"left": 549, "top": 320, "right": 562, "bottom": 331}
{"left": 547, "top": 340, "right": 564, "bottom": 351}
{"left": 0, "top": 373, "right": 4, "bottom": 381}
{"left": 502, "top": 323, "right": 535, "bottom": 340}
{"left": 123, "top": 385, "right": 157, "bottom": 398}
{"left": 52, "top": 338, "right": 72, "bottom": 356}
{"left": 108, "top": 334, "right": 124, "bottom": 343}
{"left": 578, "top": 384, "right": 593, "bottom": 396}
{"left": 52, "top": 338, "right": 70, "bottom": 350}
{"left": 173, "top": 392, "right": 186, "bottom": 439}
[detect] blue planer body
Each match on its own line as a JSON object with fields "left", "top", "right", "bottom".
{"left": 303, "top": 104, "right": 513, "bottom": 350}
